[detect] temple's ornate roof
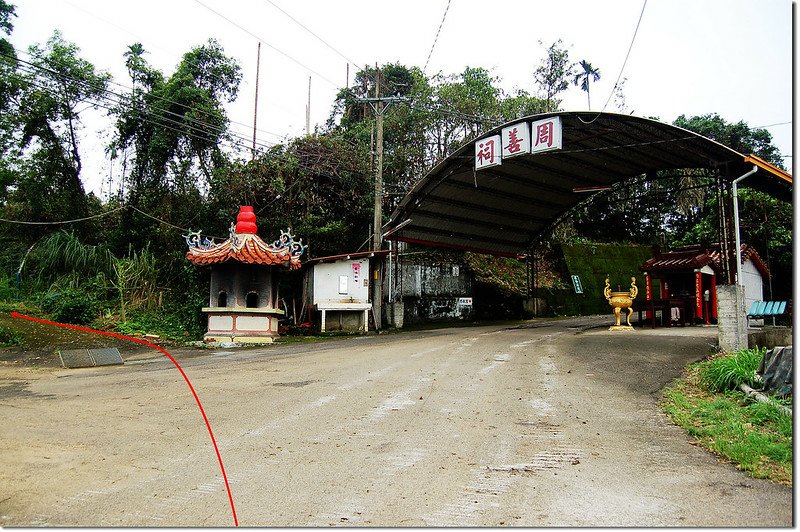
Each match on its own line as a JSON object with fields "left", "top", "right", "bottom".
{"left": 185, "top": 206, "right": 305, "bottom": 269}
{"left": 640, "top": 243, "right": 769, "bottom": 278}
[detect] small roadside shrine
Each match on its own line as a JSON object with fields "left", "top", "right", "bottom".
{"left": 639, "top": 243, "right": 769, "bottom": 325}
{"left": 185, "top": 206, "right": 306, "bottom": 343}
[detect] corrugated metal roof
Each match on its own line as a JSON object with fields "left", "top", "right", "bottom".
{"left": 306, "top": 250, "right": 391, "bottom": 264}
{"left": 385, "top": 112, "right": 792, "bottom": 257}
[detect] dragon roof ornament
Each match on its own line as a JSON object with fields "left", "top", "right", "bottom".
{"left": 184, "top": 206, "right": 306, "bottom": 269}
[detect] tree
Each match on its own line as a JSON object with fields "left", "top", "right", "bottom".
{"left": 107, "top": 40, "right": 241, "bottom": 257}
{"left": 572, "top": 60, "right": 601, "bottom": 110}
{"left": 109, "top": 39, "right": 241, "bottom": 197}
{"left": 532, "top": 40, "right": 573, "bottom": 112}
{"left": 0, "top": 0, "right": 19, "bottom": 208}
{"left": 673, "top": 113, "right": 783, "bottom": 167}
{"left": 671, "top": 114, "right": 791, "bottom": 299}
{"left": 611, "top": 76, "right": 628, "bottom": 113}
{"left": 6, "top": 32, "right": 110, "bottom": 225}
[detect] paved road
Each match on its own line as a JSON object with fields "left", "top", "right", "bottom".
{"left": 0, "top": 317, "right": 792, "bottom": 526}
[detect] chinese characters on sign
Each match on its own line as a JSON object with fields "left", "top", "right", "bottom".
{"left": 501, "top": 122, "right": 530, "bottom": 158}
{"left": 475, "top": 117, "right": 562, "bottom": 170}
{"left": 474, "top": 135, "right": 501, "bottom": 169}
{"left": 531, "top": 116, "right": 563, "bottom": 153}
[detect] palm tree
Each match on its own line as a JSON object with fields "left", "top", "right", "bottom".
{"left": 573, "top": 60, "right": 601, "bottom": 110}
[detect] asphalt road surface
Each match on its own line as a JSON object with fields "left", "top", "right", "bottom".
{"left": 0, "top": 316, "right": 792, "bottom": 526}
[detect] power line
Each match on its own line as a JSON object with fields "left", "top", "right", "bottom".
{"left": 60, "top": 0, "right": 247, "bottom": 96}
{"left": 423, "top": 0, "right": 452, "bottom": 74}
{"left": 580, "top": 0, "right": 647, "bottom": 124}
{"left": 10, "top": 53, "right": 281, "bottom": 155}
{"left": 753, "top": 121, "right": 792, "bottom": 129}
{"left": 193, "top": 0, "right": 340, "bottom": 89}
{"left": 0, "top": 205, "right": 127, "bottom": 225}
{"left": 262, "top": 0, "right": 361, "bottom": 68}
{"left": 14, "top": 46, "right": 288, "bottom": 143}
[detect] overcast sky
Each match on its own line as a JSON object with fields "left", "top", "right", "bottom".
{"left": 8, "top": 0, "right": 794, "bottom": 197}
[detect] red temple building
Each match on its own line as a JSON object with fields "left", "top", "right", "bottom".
{"left": 639, "top": 243, "right": 769, "bottom": 325}
{"left": 185, "top": 206, "right": 306, "bottom": 343}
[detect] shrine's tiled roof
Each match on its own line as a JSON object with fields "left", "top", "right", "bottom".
{"left": 186, "top": 233, "right": 303, "bottom": 269}
{"left": 640, "top": 244, "right": 769, "bottom": 278}
{"left": 185, "top": 206, "right": 305, "bottom": 269}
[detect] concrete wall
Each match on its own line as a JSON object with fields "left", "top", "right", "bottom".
{"left": 398, "top": 263, "right": 473, "bottom": 326}
{"left": 717, "top": 284, "right": 747, "bottom": 353}
{"left": 320, "top": 310, "right": 366, "bottom": 331}
{"left": 748, "top": 327, "right": 793, "bottom": 350}
{"left": 209, "top": 264, "right": 274, "bottom": 309}
{"left": 741, "top": 259, "right": 764, "bottom": 312}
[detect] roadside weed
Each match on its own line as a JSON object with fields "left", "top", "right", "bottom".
{"left": 662, "top": 351, "right": 792, "bottom": 486}
{"left": 698, "top": 347, "right": 765, "bottom": 392}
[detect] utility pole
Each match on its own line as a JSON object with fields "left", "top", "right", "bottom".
{"left": 358, "top": 81, "right": 408, "bottom": 250}
{"left": 252, "top": 42, "right": 261, "bottom": 160}
{"left": 357, "top": 66, "right": 408, "bottom": 330}
{"left": 305, "top": 76, "right": 311, "bottom": 136}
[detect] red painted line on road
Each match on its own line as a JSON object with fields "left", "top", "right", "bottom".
{"left": 10, "top": 312, "right": 239, "bottom": 527}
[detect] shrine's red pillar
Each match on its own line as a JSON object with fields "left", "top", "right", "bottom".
{"left": 710, "top": 275, "right": 718, "bottom": 319}
{"left": 694, "top": 271, "right": 703, "bottom": 323}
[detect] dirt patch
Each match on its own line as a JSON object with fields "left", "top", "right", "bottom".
{"left": 273, "top": 380, "right": 318, "bottom": 388}
{"left": 0, "top": 313, "right": 159, "bottom": 368}
{"left": 0, "top": 379, "right": 56, "bottom": 400}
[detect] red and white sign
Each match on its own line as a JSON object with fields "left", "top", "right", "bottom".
{"left": 531, "top": 117, "right": 563, "bottom": 153}
{"left": 474, "top": 134, "right": 501, "bottom": 170}
{"left": 501, "top": 122, "right": 530, "bottom": 158}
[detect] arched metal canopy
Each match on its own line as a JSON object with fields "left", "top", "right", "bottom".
{"left": 384, "top": 111, "right": 792, "bottom": 257}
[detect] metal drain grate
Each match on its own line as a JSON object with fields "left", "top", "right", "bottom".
{"left": 59, "top": 349, "right": 95, "bottom": 368}
{"left": 59, "top": 347, "right": 123, "bottom": 368}
{"left": 88, "top": 347, "right": 124, "bottom": 366}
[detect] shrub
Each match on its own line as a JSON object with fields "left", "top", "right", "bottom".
{"left": 0, "top": 325, "right": 23, "bottom": 347}
{"left": 698, "top": 347, "right": 765, "bottom": 393}
{"left": 40, "top": 289, "right": 98, "bottom": 325}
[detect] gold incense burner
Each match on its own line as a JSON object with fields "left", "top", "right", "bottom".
{"left": 604, "top": 277, "right": 638, "bottom": 330}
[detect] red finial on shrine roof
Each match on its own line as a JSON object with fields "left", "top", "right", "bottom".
{"left": 235, "top": 205, "right": 257, "bottom": 234}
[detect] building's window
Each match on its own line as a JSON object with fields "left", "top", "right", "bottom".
{"left": 246, "top": 291, "right": 259, "bottom": 308}
{"left": 217, "top": 291, "right": 228, "bottom": 307}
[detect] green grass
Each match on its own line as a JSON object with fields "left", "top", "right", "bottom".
{"left": 111, "top": 310, "right": 195, "bottom": 342}
{"left": 698, "top": 347, "right": 765, "bottom": 392}
{"left": 0, "top": 324, "right": 23, "bottom": 347}
{"left": 662, "top": 358, "right": 792, "bottom": 486}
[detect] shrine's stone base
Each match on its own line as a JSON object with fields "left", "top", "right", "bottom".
{"left": 204, "top": 334, "right": 276, "bottom": 344}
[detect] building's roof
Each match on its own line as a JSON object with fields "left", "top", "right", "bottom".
{"left": 185, "top": 206, "right": 306, "bottom": 269}
{"left": 305, "top": 250, "right": 391, "bottom": 265}
{"left": 384, "top": 112, "right": 792, "bottom": 257}
{"left": 640, "top": 243, "right": 770, "bottom": 279}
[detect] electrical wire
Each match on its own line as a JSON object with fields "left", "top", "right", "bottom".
{"left": 9, "top": 58, "right": 366, "bottom": 197}
{"left": 0, "top": 202, "right": 231, "bottom": 240}
{"left": 10, "top": 54, "right": 280, "bottom": 155}
{"left": 56, "top": 0, "right": 342, "bottom": 137}
{"left": 580, "top": 0, "right": 647, "bottom": 124}
{"left": 262, "top": 0, "right": 361, "bottom": 67}
{"left": 193, "top": 0, "right": 340, "bottom": 89}
{"left": 13, "top": 46, "right": 288, "bottom": 144}
{"left": 0, "top": 205, "right": 127, "bottom": 225}
{"left": 423, "top": 0, "right": 452, "bottom": 74}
